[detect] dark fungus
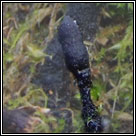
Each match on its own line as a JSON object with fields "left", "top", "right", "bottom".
{"left": 58, "top": 16, "right": 103, "bottom": 133}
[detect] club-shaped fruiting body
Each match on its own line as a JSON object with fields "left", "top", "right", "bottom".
{"left": 58, "top": 16, "right": 102, "bottom": 133}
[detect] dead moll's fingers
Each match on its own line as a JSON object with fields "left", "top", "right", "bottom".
{"left": 58, "top": 16, "right": 102, "bottom": 133}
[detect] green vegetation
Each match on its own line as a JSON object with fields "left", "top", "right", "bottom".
{"left": 3, "top": 3, "right": 64, "bottom": 133}
{"left": 91, "top": 3, "right": 133, "bottom": 132}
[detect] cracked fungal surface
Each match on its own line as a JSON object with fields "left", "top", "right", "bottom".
{"left": 58, "top": 16, "right": 102, "bottom": 133}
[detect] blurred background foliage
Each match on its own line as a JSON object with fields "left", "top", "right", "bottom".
{"left": 3, "top": 3, "right": 133, "bottom": 133}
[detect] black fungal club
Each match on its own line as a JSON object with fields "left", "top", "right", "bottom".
{"left": 58, "top": 16, "right": 102, "bottom": 133}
